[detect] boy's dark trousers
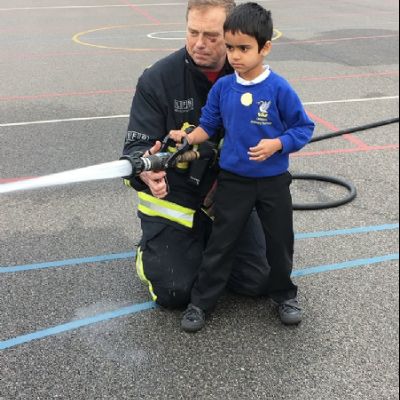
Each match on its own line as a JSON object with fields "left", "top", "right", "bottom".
{"left": 191, "top": 170, "right": 298, "bottom": 312}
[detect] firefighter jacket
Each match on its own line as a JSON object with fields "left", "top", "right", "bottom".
{"left": 122, "top": 48, "right": 233, "bottom": 228}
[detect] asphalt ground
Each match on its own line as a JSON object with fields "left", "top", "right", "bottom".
{"left": 0, "top": 0, "right": 399, "bottom": 399}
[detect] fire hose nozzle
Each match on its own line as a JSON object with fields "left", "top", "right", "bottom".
{"left": 120, "top": 143, "right": 218, "bottom": 179}
{"left": 120, "top": 151, "right": 172, "bottom": 178}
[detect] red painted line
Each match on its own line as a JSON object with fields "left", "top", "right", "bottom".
{"left": 343, "top": 135, "right": 369, "bottom": 149}
{"left": 2, "top": 145, "right": 398, "bottom": 183}
{"left": 0, "top": 177, "right": 34, "bottom": 183}
{"left": 120, "top": 0, "right": 161, "bottom": 25}
{"left": 0, "top": 27, "right": 20, "bottom": 33}
{"left": 275, "top": 34, "right": 398, "bottom": 47}
{"left": 0, "top": 89, "right": 133, "bottom": 102}
{"left": 307, "top": 111, "right": 370, "bottom": 148}
{"left": 306, "top": 11, "right": 395, "bottom": 18}
{"left": 0, "top": 26, "right": 82, "bottom": 34}
{"left": 5, "top": 50, "right": 115, "bottom": 60}
{"left": 365, "top": 144, "right": 400, "bottom": 151}
{"left": 292, "top": 144, "right": 399, "bottom": 158}
{"left": 5, "top": 48, "right": 178, "bottom": 61}
{"left": 308, "top": 111, "right": 341, "bottom": 131}
{"left": 0, "top": 71, "right": 397, "bottom": 102}
{"left": 291, "top": 71, "right": 399, "bottom": 83}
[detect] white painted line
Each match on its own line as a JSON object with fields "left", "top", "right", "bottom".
{"left": 0, "top": 115, "right": 129, "bottom": 128}
{"left": 304, "top": 96, "right": 399, "bottom": 106}
{"left": 147, "top": 31, "right": 186, "bottom": 41}
{"left": 0, "top": 3, "right": 189, "bottom": 11}
{"left": 147, "top": 26, "right": 281, "bottom": 41}
{"left": 0, "top": 0, "right": 272, "bottom": 12}
{"left": 0, "top": 96, "right": 397, "bottom": 128}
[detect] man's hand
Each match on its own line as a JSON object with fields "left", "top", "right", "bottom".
{"left": 169, "top": 130, "right": 188, "bottom": 144}
{"left": 140, "top": 141, "right": 169, "bottom": 199}
{"left": 248, "top": 139, "right": 283, "bottom": 162}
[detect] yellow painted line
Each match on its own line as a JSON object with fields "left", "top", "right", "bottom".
{"left": 72, "top": 23, "right": 184, "bottom": 52}
{"left": 73, "top": 25, "right": 283, "bottom": 52}
{"left": 273, "top": 29, "right": 283, "bottom": 41}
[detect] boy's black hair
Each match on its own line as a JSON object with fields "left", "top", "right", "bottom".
{"left": 224, "top": 2, "right": 273, "bottom": 52}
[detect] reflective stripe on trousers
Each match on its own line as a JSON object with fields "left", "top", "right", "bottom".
{"left": 136, "top": 247, "right": 158, "bottom": 301}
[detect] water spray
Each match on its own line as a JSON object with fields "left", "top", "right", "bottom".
{"left": 0, "top": 144, "right": 216, "bottom": 195}
{"left": 0, "top": 160, "right": 133, "bottom": 194}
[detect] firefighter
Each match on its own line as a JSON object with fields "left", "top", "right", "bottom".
{"left": 122, "top": 0, "right": 270, "bottom": 308}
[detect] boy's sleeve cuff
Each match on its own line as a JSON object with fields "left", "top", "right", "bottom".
{"left": 199, "top": 124, "right": 216, "bottom": 138}
{"left": 279, "top": 135, "right": 294, "bottom": 154}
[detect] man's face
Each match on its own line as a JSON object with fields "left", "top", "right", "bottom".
{"left": 186, "top": 6, "right": 227, "bottom": 70}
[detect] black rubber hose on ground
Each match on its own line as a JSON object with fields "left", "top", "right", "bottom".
{"left": 292, "top": 174, "right": 357, "bottom": 210}
{"left": 293, "top": 117, "right": 399, "bottom": 210}
{"left": 309, "top": 117, "right": 399, "bottom": 144}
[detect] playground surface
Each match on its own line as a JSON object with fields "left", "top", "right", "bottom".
{"left": 0, "top": 0, "right": 399, "bottom": 399}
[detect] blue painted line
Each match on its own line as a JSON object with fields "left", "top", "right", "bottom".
{"left": 292, "top": 253, "right": 399, "bottom": 277}
{"left": 0, "top": 252, "right": 136, "bottom": 273}
{"left": 0, "top": 253, "right": 398, "bottom": 351}
{"left": 0, "top": 301, "right": 157, "bottom": 351}
{"left": 294, "top": 223, "right": 399, "bottom": 240}
{"left": 1, "top": 223, "right": 398, "bottom": 274}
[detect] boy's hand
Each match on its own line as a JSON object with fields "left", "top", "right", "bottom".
{"left": 248, "top": 139, "right": 283, "bottom": 162}
{"left": 169, "top": 130, "right": 187, "bottom": 144}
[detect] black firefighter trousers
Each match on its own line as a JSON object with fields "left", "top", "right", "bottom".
{"left": 137, "top": 205, "right": 270, "bottom": 309}
{"left": 191, "top": 170, "right": 298, "bottom": 312}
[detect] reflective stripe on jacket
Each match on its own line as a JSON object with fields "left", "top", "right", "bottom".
{"left": 138, "top": 192, "right": 196, "bottom": 229}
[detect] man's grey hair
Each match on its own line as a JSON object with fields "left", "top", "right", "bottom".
{"left": 186, "top": 0, "right": 236, "bottom": 19}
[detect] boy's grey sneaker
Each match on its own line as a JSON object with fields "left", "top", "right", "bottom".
{"left": 181, "top": 304, "right": 206, "bottom": 333}
{"left": 278, "top": 298, "right": 303, "bottom": 325}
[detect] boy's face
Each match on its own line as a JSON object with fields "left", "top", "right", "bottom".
{"left": 186, "top": 6, "right": 228, "bottom": 71}
{"left": 225, "top": 31, "right": 272, "bottom": 81}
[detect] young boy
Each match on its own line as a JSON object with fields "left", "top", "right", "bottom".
{"left": 170, "top": 2, "right": 315, "bottom": 332}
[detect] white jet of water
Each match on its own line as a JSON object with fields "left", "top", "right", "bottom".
{"left": 0, "top": 160, "right": 133, "bottom": 194}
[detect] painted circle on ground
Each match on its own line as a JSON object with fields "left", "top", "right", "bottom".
{"left": 73, "top": 25, "right": 283, "bottom": 51}
{"left": 147, "top": 29, "right": 282, "bottom": 41}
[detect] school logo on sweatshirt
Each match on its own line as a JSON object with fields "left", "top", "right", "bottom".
{"left": 251, "top": 100, "right": 272, "bottom": 126}
{"left": 258, "top": 101, "right": 271, "bottom": 118}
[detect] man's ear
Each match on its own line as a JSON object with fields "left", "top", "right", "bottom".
{"left": 261, "top": 41, "right": 272, "bottom": 57}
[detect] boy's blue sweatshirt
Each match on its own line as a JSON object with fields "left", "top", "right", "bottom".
{"left": 199, "top": 71, "right": 315, "bottom": 178}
